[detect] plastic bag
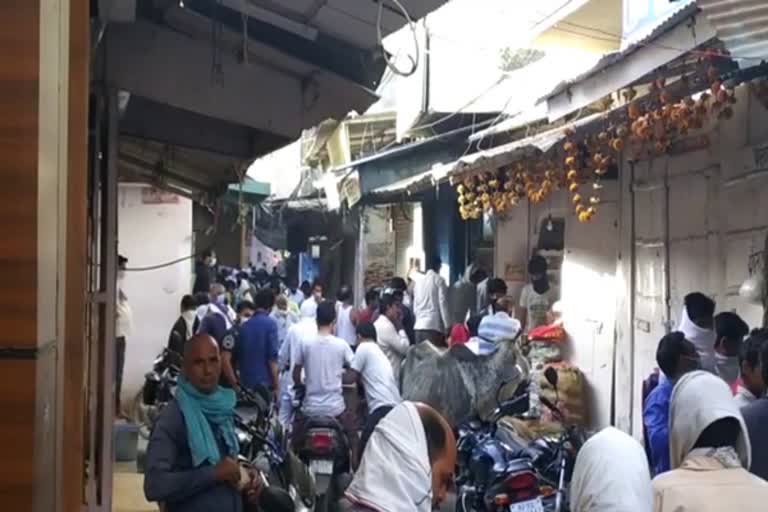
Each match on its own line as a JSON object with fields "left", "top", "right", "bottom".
{"left": 528, "top": 323, "right": 566, "bottom": 342}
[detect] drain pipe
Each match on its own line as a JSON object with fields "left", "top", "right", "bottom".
{"left": 663, "top": 160, "right": 672, "bottom": 332}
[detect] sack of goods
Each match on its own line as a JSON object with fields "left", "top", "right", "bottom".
{"left": 539, "top": 363, "right": 587, "bottom": 426}
{"left": 526, "top": 323, "right": 567, "bottom": 364}
{"left": 528, "top": 341, "right": 564, "bottom": 364}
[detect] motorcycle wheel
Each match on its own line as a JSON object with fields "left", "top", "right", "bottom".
{"left": 314, "top": 493, "right": 328, "bottom": 512}
{"left": 455, "top": 492, "right": 476, "bottom": 512}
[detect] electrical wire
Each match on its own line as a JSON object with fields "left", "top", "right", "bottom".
{"left": 529, "top": 0, "right": 577, "bottom": 33}
{"left": 376, "top": 0, "right": 420, "bottom": 77}
{"left": 551, "top": 17, "right": 764, "bottom": 61}
{"left": 125, "top": 254, "right": 198, "bottom": 272}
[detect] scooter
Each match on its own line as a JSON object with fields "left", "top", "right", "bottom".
{"left": 292, "top": 385, "right": 352, "bottom": 512}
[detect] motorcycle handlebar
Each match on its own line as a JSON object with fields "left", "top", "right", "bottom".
{"left": 540, "top": 395, "right": 564, "bottom": 422}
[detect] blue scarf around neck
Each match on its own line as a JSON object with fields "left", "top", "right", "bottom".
{"left": 175, "top": 376, "right": 239, "bottom": 467}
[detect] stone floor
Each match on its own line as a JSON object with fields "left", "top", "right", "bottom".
{"left": 113, "top": 464, "right": 157, "bottom": 512}
{"left": 113, "top": 432, "right": 157, "bottom": 512}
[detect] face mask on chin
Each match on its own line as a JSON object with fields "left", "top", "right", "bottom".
{"left": 181, "top": 310, "right": 197, "bottom": 323}
{"left": 208, "top": 257, "right": 217, "bottom": 267}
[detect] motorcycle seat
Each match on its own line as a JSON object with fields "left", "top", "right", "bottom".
{"left": 304, "top": 416, "right": 344, "bottom": 431}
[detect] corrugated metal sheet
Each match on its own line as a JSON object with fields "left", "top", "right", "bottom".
{"left": 541, "top": 1, "right": 700, "bottom": 102}
{"left": 698, "top": 0, "right": 768, "bottom": 63}
{"left": 367, "top": 112, "right": 605, "bottom": 200}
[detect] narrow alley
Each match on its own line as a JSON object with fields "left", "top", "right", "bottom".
{"left": 2, "top": 1, "right": 768, "bottom": 512}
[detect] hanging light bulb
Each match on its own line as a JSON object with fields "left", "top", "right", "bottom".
{"left": 546, "top": 214, "right": 554, "bottom": 232}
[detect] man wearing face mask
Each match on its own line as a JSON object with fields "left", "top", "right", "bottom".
{"left": 518, "top": 255, "right": 553, "bottom": 333}
{"left": 116, "top": 255, "right": 133, "bottom": 418}
{"left": 198, "top": 284, "right": 234, "bottom": 347}
{"left": 713, "top": 312, "right": 749, "bottom": 391}
{"left": 168, "top": 295, "right": 199, "bottom": 354}
{"left": 193, "top": 249, "right": 217, "bottom": 295}
{"left": 644, "top": 332, "right": 701, "bottom": 475}
{"left": 678, "top": 292, "right": 717, "bottom": 372}
{"left": 220, "top": 301, "right": 256, "bottom": 390}
{"left": 310, "top": 279, "right": 324, "bottom": 303}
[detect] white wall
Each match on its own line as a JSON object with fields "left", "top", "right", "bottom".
{"left": 617, "top": 84, "right": 768, "bottom": 436}
{"left": 118, "top": 184, "right": 193, "bottom": 405}
{"left": 494, "top": 185, "right": 621, "bottom": 430}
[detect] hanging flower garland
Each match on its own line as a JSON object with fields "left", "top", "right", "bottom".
{"left": 455, "top": 61, "right": 738, "bottom": 223}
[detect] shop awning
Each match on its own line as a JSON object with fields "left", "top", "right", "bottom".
{"left": 366, "top": 112, "right": 606, "bottom": 202}
{"left": 540, "top": 2, "right": 716, "bottom": 121}
{"left": 698, "top": 0, "right": 768, "bottom": 64}
{"left": 103, "top": 0, "right": 448, "bottom": 197}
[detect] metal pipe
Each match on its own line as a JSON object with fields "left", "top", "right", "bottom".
{"left": 724, "top": 167, "right": 768, "bottom": 188}
{"left": 663, "top": 161, "right": 672, "bottom": 333}
{"left": 628, "top": 161, "right": 637, "bottom": 435}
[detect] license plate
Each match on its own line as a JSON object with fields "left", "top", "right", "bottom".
{"left": 309, "top": 459, "right": 334, "bottom": 475}
{"left": 509, "top": 498, "right": 544, "bottom": 512}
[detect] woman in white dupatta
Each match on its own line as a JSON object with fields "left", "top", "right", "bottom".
{"left": 570, "top": 427, "right": 652, "bottom": 512}
{"left": 341, "top": 401, "right": 455, "bottom": 512}
{"left": 652, "top": 370, "right": 768, "bottom": 512}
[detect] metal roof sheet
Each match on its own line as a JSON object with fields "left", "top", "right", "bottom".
{"left": 698, "top": 0, "right": 768, "bottom": 64}
{"left": 367, "top": 112, "right": 605, "bottom": 200}
{"left": 540, "top": 1, "right": 700, "bottom": 102}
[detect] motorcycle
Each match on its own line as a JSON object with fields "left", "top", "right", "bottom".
{"left": 135, "top": 348, "right": 182, "bottom": 439}
{"left": 292, "top": 384, "right": 352, "bottom": 512}
{"left": 456, "top": 380, "right": 544, "bottom": 512}
{"left": 234, "top": 385, "right": 314, "bottom": 512}
{"left": 456, "top": 367, "right": 583, "bottom": 512}
{"left": 530, "top": 368, "right": 584, "bottom": 512}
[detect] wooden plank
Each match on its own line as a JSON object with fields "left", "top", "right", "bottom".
{"left": 0, "top": 2, "right": 39, "bottom": 349}
{"left": 62, "top": 0, "right": 89, "bottom": 510}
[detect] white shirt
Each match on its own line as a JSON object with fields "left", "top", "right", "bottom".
{"left": 116, "top": 286, "right": 133, "bottom": 338}
{"left": 374, "top": 315, "right": 410, "bottom": 383}
{"left": 519, "top": 283, "right": 552, "bottom": 331}
{"left": 336, "top": 302, "right": 357, "bottom": 347}
{"left": 412, "top": 270, "right": 450, "bottom": 332}
{"left": 295, "top": 333, "right": 354, "bottom": 418}
{"left": 351, "top": 342, "right": 402, "bottom": 413}
{"left": 287, "top": 289, "right": 304, "bottom": 307}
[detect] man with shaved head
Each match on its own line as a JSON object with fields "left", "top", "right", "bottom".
{"left": 144, "top": 335, "right": 260, "bottom": 511}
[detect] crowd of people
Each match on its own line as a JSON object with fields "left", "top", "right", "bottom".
{"left": 138, "top": 249, "right": 768, "bottom": 512}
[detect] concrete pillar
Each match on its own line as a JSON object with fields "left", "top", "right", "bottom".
{"left": 0, "top": 1, "right": 89, "bottom": 511}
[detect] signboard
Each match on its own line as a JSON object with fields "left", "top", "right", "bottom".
{"left": 341, "top": 171, "right": 362, "bottom": 208}
{"left": 141, "top": 187, "right": 179, "bottom": 204}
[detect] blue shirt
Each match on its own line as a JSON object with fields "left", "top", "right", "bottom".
{"left": 643, "top": 376, "right": 673, "bottom": 475}
{"left": 237, "top": 311, "right": 279, "bottom": 390}
{"left": 144, "top": 401, "right": 242, "bottom": 512}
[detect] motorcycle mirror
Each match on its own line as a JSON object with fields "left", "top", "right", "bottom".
{"left": 544, "top": 367, "right": 559, "bottom": 390}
